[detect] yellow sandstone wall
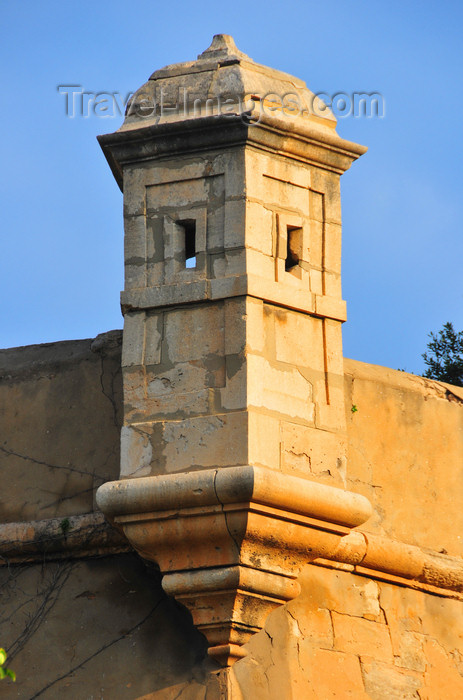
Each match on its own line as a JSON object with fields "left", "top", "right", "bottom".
{"left": 344, "top": 358, "right": 463, "bottom": 558}
{"left": 0, "top": 332, "right": 123, "bottom": 524}
{"left": 1, "top": 339, "right": 462, "bottom": 698}
{"left": 212, "top": 563, "right": 463, "bottom": 699}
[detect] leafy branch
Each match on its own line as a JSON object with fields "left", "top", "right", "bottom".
{"left": 422, "top": 321, "right": 463, "bottom": 387}
{"left": 0, "top": 648, "right": 16, "bottom": 682}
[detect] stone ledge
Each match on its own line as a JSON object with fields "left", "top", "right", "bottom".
{"left": 96, "top": 465, "right": 372, "bottom": 528}
{"left": 0, "top": 512, "right": 130, "bottom": 565}
{"left": 98, "top": 110, "right": 366, "bottom": 192}
{"left": 121, "top": 282, "right": 346, "bottom": 321}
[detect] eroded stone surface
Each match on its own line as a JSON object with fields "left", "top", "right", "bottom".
{"left": 344, "top": 358, "right": 463, "bottom": 557}
{"left": 0, "top": 331, "right": 122, "bottom": 523}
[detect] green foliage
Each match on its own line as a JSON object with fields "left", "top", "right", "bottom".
{"left": 351, "top": 404, "right": 358, "bottom": 413}
{"left": 60, "top": 518, "right": 71, "bottom": 537}
{"left": 0, "top": 648, "right": 16, "bottom": 682}
{"left": 422, "top": 322, "right": 463, "bottom": 387}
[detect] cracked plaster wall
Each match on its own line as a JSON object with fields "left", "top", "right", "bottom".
{"left": 0, "top": 331, "right": 123, "bottom": 523}
{"left": 344, "top": 358, "right": 463, "bottom": 558}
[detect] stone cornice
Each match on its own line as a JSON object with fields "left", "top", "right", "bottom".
{"left": 97, "top": 465, "right": 372, "bottom": 528}
{"left": 3, "top": 507, "right": 461, "bottom": 600}
{"left": 120, "top": 280, "right": 347, "bottom": 321}
{"left": 96, "top": 466, "right": 463, "bottom": 665}
{"left": 98, "top": 112, "right": 366, "bottom": 191}
{"left": 97, "top": 467, "right": 463, "bottom": 596}
{"left": 0, "top": 512, "right": 130, "bottom": 565}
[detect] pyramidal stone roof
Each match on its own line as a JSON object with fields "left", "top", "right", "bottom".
{"left": 120, "top": 34, "right": 337, "bottom": 132}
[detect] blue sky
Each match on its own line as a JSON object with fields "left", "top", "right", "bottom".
{"left": 1, "top": 1, "right": 462, "bottom": 374}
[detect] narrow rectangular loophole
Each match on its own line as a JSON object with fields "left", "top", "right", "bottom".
{"left": 285, "top": 225, "right": 302, "bottom": 271}
{"left": 177, "top": 219, "right": 196, "bottom": 268}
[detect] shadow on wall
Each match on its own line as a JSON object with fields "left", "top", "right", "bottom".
{"left": 1, "top": 553, "right": 214, "bottom": 699}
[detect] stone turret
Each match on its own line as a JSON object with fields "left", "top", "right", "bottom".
{"left": 97, "top": 35, "right": 370, "bottom": 667}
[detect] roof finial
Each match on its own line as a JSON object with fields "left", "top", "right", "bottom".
{"left": 198, "top": 34, "right": 250, "bottom": 61}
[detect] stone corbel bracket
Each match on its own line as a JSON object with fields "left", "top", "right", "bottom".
{"left": 96, "top": 466, "right": 372, "bottom": 666}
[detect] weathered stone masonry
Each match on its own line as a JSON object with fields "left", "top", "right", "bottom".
{"left": 96, "top": 34, "right": 372, "bottom": 667}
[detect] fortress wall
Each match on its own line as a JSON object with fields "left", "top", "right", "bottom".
{"left": 224, "top": 562, "right": 463, "bottom": 699}
{"left": 4, "top": 556, "right": 463, "bottom": 699}
{"left": 344, "top": 358, "right": 463, "bottom": 557}
{"left": 0, "top": 331, "right": 122, "bottom": 524}
{"left": 1, "top": 338, "right": 462, "bottom": 698}
{"left": 3, "top": 337, "right": 462, "bottom": 544}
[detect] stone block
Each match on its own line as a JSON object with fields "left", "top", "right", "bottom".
{"left": 285, "top": 604, "right": 334, "bottom": 649}
{"left": 124, "top": 215, "right": 148, "bottom": 289}
{"left": 125, "top": 263, "right": 147, "bottom": 290}
{"left": 145, "top": 221, "right": 165, "bottom": 287}
{"left": 215, "top": 150, "right": 245, "bottom": 198}
{"left": 245, "top": 201, "right": 274, "bottom": 256}
{"left": 122, "top": 312, "right": 145, "bottom": 367}
{"left": 361, "top": 657, "right": 424, "bottom": 700}
{"left": 245, "top": 248, "right": 275, "bottom": 281}
{"left": 223, "top": 199, "right": 246, "bottom": 249}
{"left": 146, "top": 177, "right": 208, "bottom": 210}
{"left": 306, "top": 649, "right": 368, "bottom": 698}
{"left": 209, "top": 275, "right": 248, "bottom": 301}
{"left": 164, "top": 304, "right": 225, "bottom": 364}
{"left": 224, "top": 297, "right": 247, "bottom": 355}
{"left": 332, "top": 611, "right": 393, "bottom": 662}
{"left": 123, "top": 170, "right": 146, "bottom": 216}
{"left": 260, "top": 152, "right": 310, "bottom": 191}
{"left": 124, "top": 215, "right": 146, "bottom": 261}
{"left": 132, "top": 389, "right": 214, "bottom": 424}
{"left": 420, "top": 594, "right": 463, "bottom": 652}
{"left": 324, "top": 318, "right": 344, "bottom": 375}
{"left": 122, "top": 312, "right": 162, "bottom": 369}
{"left": 309, "top": 189, "right": 324, "bottom": 223}
{"left": 206, "top": 200, "right": 226, "bottom": 253}
{"left": 262, "top": 174, "right": 310, "bottom": 214}
{"left": 420, "top": 639, "right": 463, "bottom": 699}
{"left": 211, "top": 248, "right": 246, "bottom": 279}
{"left": 122, "top": 367, "right": 145, "bottom": 415}
{"left": 121, "top": 280, "right": 209, "bottom": 310}
{"left": 314, "top": 294, "right": 347, "bottom": 322}
{"left": 324, "top": 271, "right": 342, "bottom": 299}
{"left": 143, "top": 157, "right": 208, "bottom": 188}
{"left": 310, "top": 170, "right": 342, "bottom": 224}
{"left": 324, "top": 222, "right": 342, "bottom": 273}
{"left": 309, "top": 219, "right": 323, "bottom": 270}
{"left": 392, "top": 630, "right": 427, "bottom": 673}
{"left": 280, "top": 422, "right": 346, "bottom": 484}
{"left": 144, "top": 313, "right": 163, "bottom": 365}
{"left": 310, "top": 268, "right": 323, "bottom": 295}
{"left": 247, "top": 353, "right": 314, "bottom": 423}
{"left": 123, "top": 372, "right": 217, "bottom": 425}
{"left": 296, "top": 565, "right": 382, "bottom": 622}
{"left": 271, "top": 306, "right": 325, "bottom": 370}
{"left": 146, "top": 363, "right": 211, "bottom": 397}
{"left": 219, "top": 355, "right": 247, "bottom": 411}
{"left": 315, "top": 400, "right": 346, "bottom": 434}
{"left": 120, "top": 424, "right": 152, "bottom": 478}
{"left": 245, "top": 297, "right": 265, "bottom": 354}
{"left": 153, "top": 412, "right": 249, "bottom": 473}
{"left": 247, "top": 410, "right": 280, "bottom": 469}
{"left": 246, "top": 272, "right": 316, "bottom": 315}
